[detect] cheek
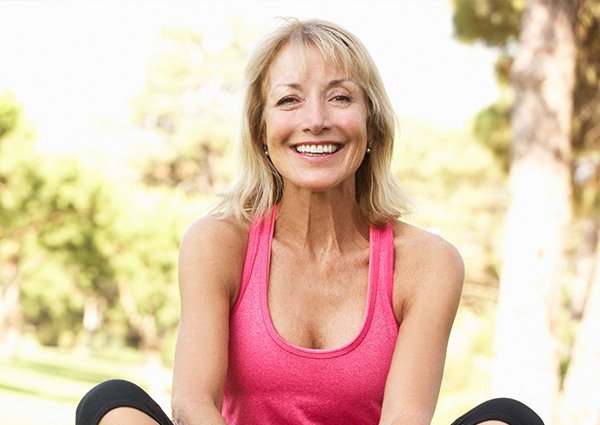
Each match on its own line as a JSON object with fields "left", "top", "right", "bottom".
{"left": 345, "top": 105, "right": 369, "bottom": 138}
{"left": 344, "top": 115, "right": 369, "bottom": 145}
{"left": 264, "top": 113, "right": 292, "bottom": 146}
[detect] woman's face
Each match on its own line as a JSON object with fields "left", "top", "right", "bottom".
{"left": 263, "top": 43, "right": 369, "bottom": 194}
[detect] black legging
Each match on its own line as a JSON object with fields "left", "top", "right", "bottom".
{"left": 76, "top": 379, "right": 544, "bottom": 425}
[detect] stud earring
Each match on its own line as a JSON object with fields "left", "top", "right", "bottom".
{"left": 366, "top": 145, "right": 371, "bottom": 154}
{"left": 263, "top": 145, "right": 269, "bottom": 156}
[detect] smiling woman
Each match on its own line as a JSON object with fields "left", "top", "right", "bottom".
{"left": 214, "top": 18, "right": 411, "bottom": 227}
{"left": 262, "top": 44, "right": 370, "bottom": 195}
{"left": 75, "top": 18, "right": 544, "bottom": 425}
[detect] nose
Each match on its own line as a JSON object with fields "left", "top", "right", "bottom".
{"left": 303, "top": 98, "right": 330, "bottom": 135}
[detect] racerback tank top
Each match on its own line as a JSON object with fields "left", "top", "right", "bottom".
{"left": 222, "top": 208, "right": 399, "bottom": 424}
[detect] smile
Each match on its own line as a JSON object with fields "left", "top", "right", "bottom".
{"left": 294, "top": 144, "right": 340, "bottom": 154}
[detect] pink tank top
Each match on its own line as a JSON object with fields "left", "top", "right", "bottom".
{"left": 222, "top": 208, "right": 399, "bottom": 424}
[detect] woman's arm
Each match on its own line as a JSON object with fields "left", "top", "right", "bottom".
{"left": 379, "top": 227, "right": 464, "bottom": 425}
{"left": 171, "top": 216, "right": 247, "bottom": 425}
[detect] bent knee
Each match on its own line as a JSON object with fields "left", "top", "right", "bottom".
{"left": 76, "top": 379, "right": 154, "bottom": 425}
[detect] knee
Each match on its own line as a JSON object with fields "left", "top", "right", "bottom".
{"left": 477, "top": 398, "right": 544, "bottom": 425}
{"left": 78, "top": 379, "right": 148, "bottom": 408}
{"left": 455, "top": 398, "right": 544, "bottom": 425}
{"left": 76, "top": 379, "right": 148, "bottom": 425}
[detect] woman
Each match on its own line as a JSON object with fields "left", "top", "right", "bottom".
{"left": 76, "top": 18, "right": 543, "bottom": 425}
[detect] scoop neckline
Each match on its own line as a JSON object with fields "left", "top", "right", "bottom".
{"left": 259, "top": 207, "right": 379, "bottom": 359}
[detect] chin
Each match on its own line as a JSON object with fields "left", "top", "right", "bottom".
{"left": 289, "top": 178, "right": 353, "bottom": 194}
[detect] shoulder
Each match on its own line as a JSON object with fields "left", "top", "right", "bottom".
{"left": 179, "top": 214, "right": 250, "bottom": 304}
{"left": 392, "top": 221, "right": 464, "bottom": 279}
{"left": 391, "top": 221, "right": 464, "bottom": 320}
{"left": 181, "top": 214, "right": 249, "bottom": 252}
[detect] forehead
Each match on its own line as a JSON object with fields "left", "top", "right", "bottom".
{"left": 266, "top": 42, "right": 352, "bottom": 88}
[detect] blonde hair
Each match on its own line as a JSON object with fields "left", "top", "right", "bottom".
{"left": 212, "top": 18, "right": 411, "bottom": 226}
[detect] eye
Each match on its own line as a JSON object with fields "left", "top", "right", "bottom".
{"left": 331, "top": 94, "right": 352, "bottom": 103}
{"left": 276, "top": 96, "right": 299, "bottom": 107}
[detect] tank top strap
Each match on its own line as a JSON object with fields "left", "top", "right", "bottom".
{"left": 370, "top": 222, "right": 395, "bottom": 310}
{"left": 235, "top": 208, "right": 277, "bottom": 312}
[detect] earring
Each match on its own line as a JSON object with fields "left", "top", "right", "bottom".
{"left": 366, "top": 145, "right": 371, "bottom": 154}
{"left": 263, "top": 145, "right": 269, "bottom": 156}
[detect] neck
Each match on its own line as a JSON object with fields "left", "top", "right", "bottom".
{"left": 275, "top": 185, "right": 369, "bottom": 255}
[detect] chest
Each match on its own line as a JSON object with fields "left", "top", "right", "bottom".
{"left": 223, "top": 218, "right": 400, "bottom": 423}
{"left": 267, "top": 242, "right": 370, "bottom": 349}
{"left": 225, "top": 238, "right": 398, "bottom": 423}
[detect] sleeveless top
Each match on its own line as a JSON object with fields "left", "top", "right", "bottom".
{"left": 222, "top": 208, "right": 399, "bottom": 424}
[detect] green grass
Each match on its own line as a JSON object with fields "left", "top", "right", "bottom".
{"left": 0, "top": 338, "right": 156, "bottom": 425}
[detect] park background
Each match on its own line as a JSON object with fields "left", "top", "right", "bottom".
{"left": 0, "top": 0, "right": 598, "bottom": 424}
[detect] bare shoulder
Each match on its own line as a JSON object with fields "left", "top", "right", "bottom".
{"left": 181, "top": 214, "right": 249, "bottom": 253}
{"left": 392, "top": 221, "right": 464, "bottom": 277}
{"left": 179, "top": 214, "right": 250, "bottom": 305}
{"left": 391, "top": 221, "right": 464, "bottom": 319}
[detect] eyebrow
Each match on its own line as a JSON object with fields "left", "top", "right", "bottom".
{"left": 270, "top": 79, "right": 354, "bottom": 94}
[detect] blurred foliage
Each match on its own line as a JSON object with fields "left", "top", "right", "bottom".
{"left": 432, "top": 305, "right": 496, "bottom": 424}
{"left": 1, "top": 93, "right": 46, "bottom": 354}
{"left": 131, "top": 19, "right": 259, "bottom": 195}
{"left": 452, "top": 0, "right": 525, "bottom": 47}
{"left": 395, "top": 119, "right": 507, "bottom": 307}
{"left": 452, "top": 0, "right": 600, "bottom": 218}
{"left": 0, "top": 92, "right": 209, "bottom": 359}
{"left": 0, "top": 93, "right": 21, "bottom": 138}
{"left": 472, "top": 97, "right": 512, "bottom": 173}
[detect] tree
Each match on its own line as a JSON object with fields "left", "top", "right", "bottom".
{"left": 109, "top": 189, "right": 184, "bottom": 363}
{"left": 0, "top": 92, "right": 46, "bottom": 358}
{"left": 0, "top": 92, "right": 187, "bottom": 365}
{"left": 453, "top": 0, "right": 600, "bottom": 422}
{"left": 453, "top": 0, "right": 599, "bottom": 154}
{"left": 491, "top": 0, "right": 577, "bottom": 418}
{"left": 131, "top": 19, "right": 257, "bottom": 195}
{"left": 30, "top": 165, "right": 189, "bottom": 363}
{"left": 0, "top": 93, "right": 103, "bottom": 354}
{"left": 30, "top": 161, "right": 123, "bottom": 348}
{"left": 454, "top": 0, "right": 599, "bottom": 207}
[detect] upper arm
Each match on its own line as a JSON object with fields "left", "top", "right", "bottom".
{"left": 379, "top": 231, "right": 464, "bottom": 425}
{"left": 171, "top": 216, "right": 247, "bottom": 423}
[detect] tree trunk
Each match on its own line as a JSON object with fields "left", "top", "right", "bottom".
{"left": 75, "top": 295, "right": 105, "bottom": 355}
{"left": 491, "top": 0, "right": 578, "bottom": 422}
{"left": 555, "top": 240, "right": 600, "bottom": 424}
{"left": 116, "top": 280, "right": 170, "bottom": 411}
{"left": 117, "top": 279, "right": 161, "bottom": 353}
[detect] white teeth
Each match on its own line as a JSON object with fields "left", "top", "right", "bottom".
{"left": 295, "top": 144, "right": 339, "bottom": 154}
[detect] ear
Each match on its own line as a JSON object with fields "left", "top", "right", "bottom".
{"left": 366, "top": 114, "right": 375, "bottom": 144}
{"left": 259, "top": 120, "right": 267, "bottom": 147}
